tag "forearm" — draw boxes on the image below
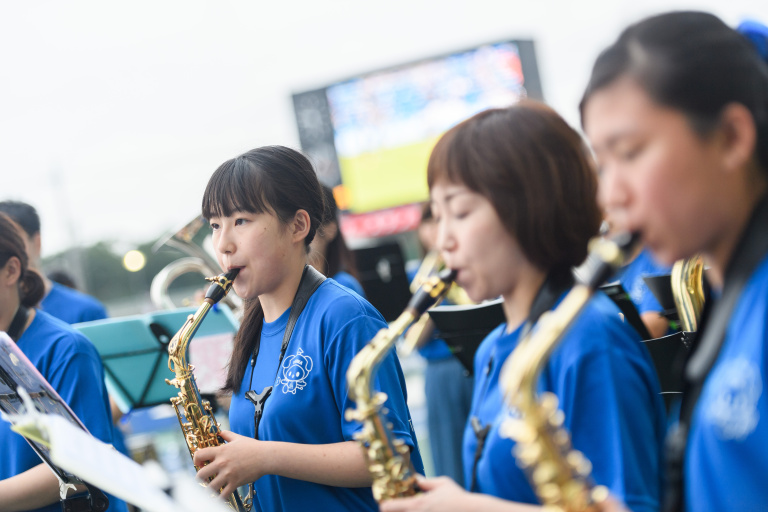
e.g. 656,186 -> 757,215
641,312 -> 669,338
0,463 -> 61,512
262,440 -> 374,487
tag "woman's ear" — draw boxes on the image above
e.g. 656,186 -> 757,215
718,103 -> 757,174
291,209 -> 312,243
1,256 -> 22,287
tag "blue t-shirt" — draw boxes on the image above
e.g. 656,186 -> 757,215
332,270 -> 367,298
463,292 -> 666,512
229,278 -> 423,512
685,253 -> 768,511
41,282 -> 108,324
613,248 -> 671,315
0,310 -> 127,512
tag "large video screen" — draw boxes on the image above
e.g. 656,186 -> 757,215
293,40 -> 542,225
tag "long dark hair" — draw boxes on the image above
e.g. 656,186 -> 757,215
202,146 -> 325,393
316,185 -> 360,281
580,11 -> 768,173
428,101 -> 601,277
0,213 -> 45,308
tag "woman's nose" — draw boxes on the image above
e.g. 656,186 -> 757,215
215,227 -> 235,255
435,218 -> 455,254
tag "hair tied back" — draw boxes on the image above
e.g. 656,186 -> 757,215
738,19 -> 768,63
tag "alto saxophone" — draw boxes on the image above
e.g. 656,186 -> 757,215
345,268 -> 456,502
165,269 -> 249,512
499,233 -> 639,512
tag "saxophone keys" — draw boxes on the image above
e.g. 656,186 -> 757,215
513,442 -> 542,468
590,485 -> 610,505
566,450 -> 592,476
532,460 -> 559,486
552,428 -> 570,447
500,417 -> 537,443
537,482 -> 562,506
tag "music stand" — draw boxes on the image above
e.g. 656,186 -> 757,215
427,298 -> 505,375
74,305 -> 239,413
0,332 -> 109,512
642,274 -> 680,323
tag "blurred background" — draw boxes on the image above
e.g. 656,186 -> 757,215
1,0 -> 764,491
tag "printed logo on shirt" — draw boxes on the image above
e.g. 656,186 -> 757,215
279,348 -> 313,394
704,358 -> 762,441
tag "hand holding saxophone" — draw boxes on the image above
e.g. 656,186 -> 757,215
194,430 -> 262,500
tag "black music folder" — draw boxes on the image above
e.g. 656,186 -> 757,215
427,298 -> 505,375
642,273 -> 680,322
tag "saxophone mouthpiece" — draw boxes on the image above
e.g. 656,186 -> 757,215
204,269 -> 240,304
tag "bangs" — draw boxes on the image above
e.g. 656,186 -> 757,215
201,157 -> 272,220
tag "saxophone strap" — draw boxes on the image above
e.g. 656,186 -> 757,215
665,194 -> 768,512
246,264 -> 326,434
7,305 -> 29,342
469,271 -> 574,493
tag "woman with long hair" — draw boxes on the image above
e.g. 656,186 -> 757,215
191,146 -> 422,511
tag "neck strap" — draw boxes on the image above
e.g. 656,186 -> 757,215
7,305 -> 29,342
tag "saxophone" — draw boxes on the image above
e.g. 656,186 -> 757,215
165,269 -> 249,512
401,251 -> 472,354
345,268 -> 456,502
499,233 -> 639,512
670,255 -> 705,333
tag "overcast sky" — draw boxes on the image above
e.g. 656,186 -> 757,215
2,0 -> 764,257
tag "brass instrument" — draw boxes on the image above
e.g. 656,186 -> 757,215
499,233 -> 639,512
165,269 -> 249,512
402,251 -> 472,354
670,255 -> 705,332
151,215 -> 243,314
345,268 -> 456,502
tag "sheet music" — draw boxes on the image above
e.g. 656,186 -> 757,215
0,332 -> 229,512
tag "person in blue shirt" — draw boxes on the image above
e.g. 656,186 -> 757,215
0,213 -> 127,512
581,11 -> 768,512
191,146 -> 422,512
381,103 -> 666,512
0,201 -> 108,324
310,184 -> 367,298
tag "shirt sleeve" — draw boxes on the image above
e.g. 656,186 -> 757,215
324,313 -> 416,448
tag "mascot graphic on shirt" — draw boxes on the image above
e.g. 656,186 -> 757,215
280,348 -> 313,394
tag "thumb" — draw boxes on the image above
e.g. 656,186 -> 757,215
415,476 -> 453,491
218,429 -> 237,442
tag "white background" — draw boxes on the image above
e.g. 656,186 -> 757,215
1,0 -> 765,256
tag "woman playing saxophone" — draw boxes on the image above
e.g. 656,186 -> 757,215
381,102 -> 666,512
190,146 -> 422,512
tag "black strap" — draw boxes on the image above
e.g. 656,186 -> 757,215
521,271 -> 575,339
664,195 -> 768,512
244,265 -> 324,503
246,265 -> 326,429
7,305 -> 29,342
468,416 -> 491,492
